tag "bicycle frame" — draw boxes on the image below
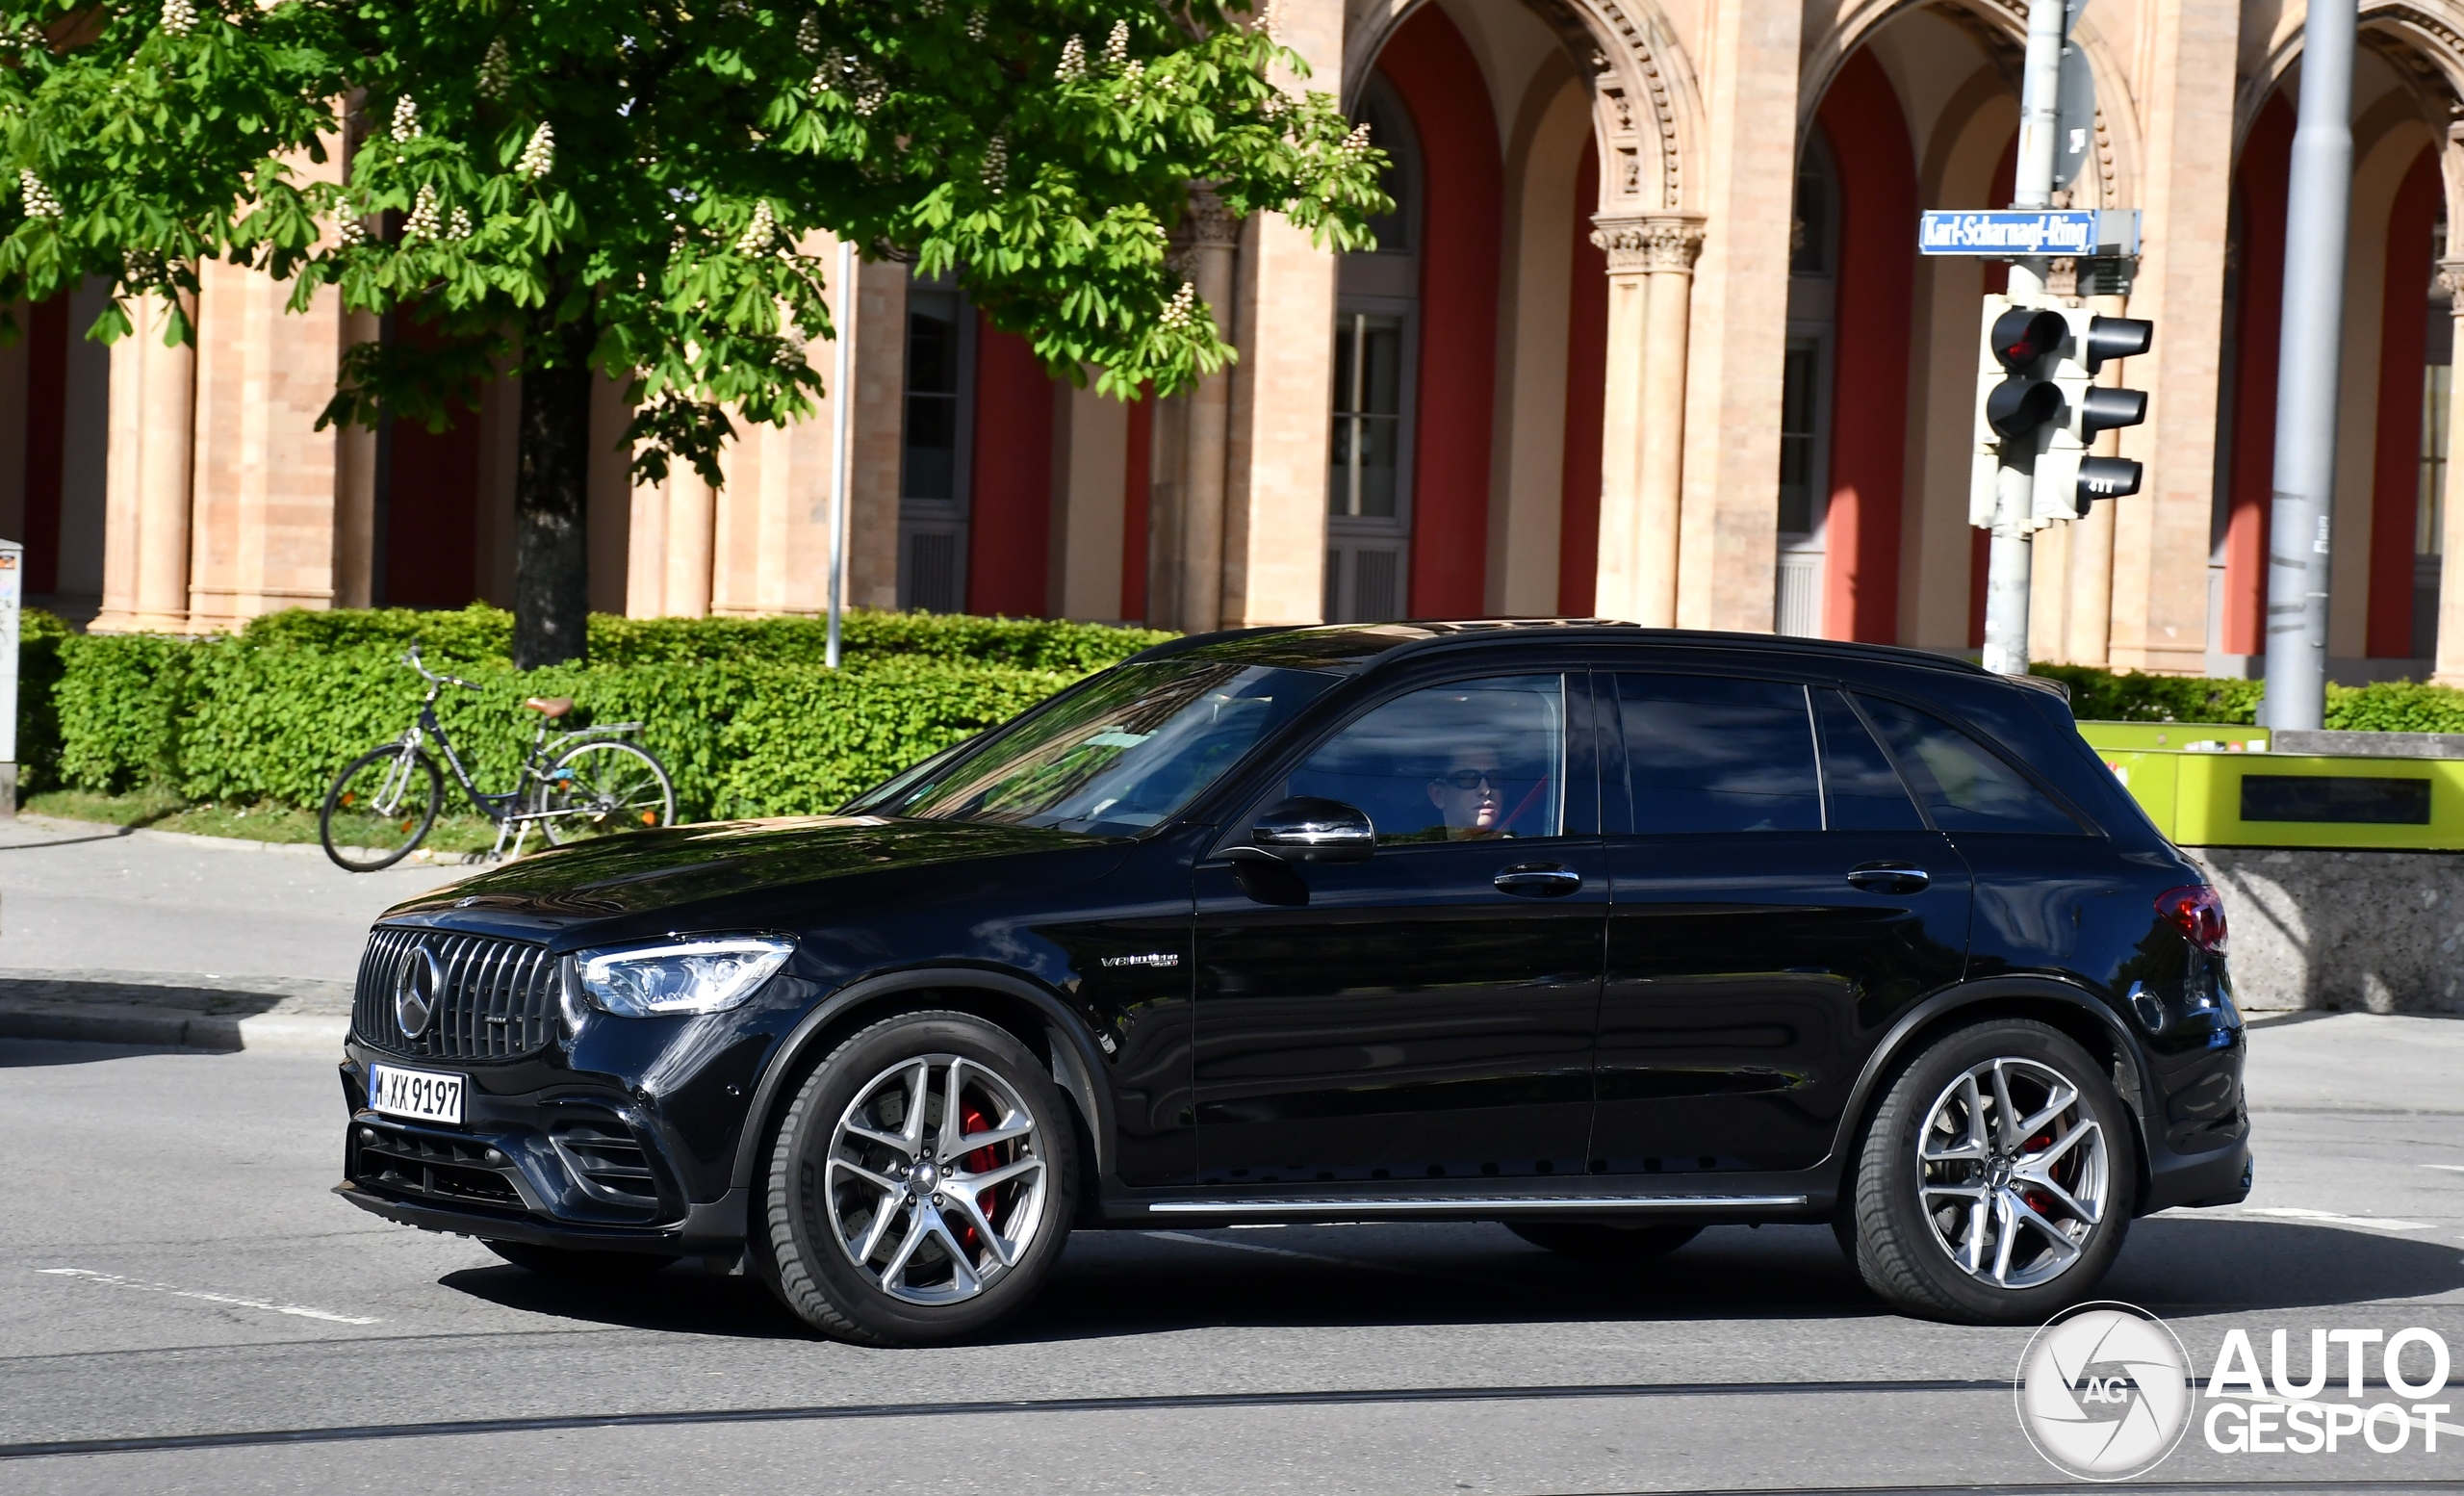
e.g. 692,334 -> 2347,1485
394,666 -> 652,861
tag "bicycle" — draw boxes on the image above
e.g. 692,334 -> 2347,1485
319,646 -> 678,872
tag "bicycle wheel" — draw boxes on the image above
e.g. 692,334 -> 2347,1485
321,745 -> 445,872
534,739 -> 677,846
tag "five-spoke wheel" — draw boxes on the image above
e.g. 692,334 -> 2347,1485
759,1010 -> 1076,1345
1839,1019 -> 2133,1324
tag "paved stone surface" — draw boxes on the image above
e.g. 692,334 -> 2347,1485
0,813 -> 463,1050
0,1013 -> 2458,1493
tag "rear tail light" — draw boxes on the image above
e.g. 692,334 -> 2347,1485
2157,885 -> 2227,955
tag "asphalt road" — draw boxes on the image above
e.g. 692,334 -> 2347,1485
3,1012 -> 2461,1495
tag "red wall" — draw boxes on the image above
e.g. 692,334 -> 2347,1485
1558,135 -> 1607,617
2368,147 -> 2440,658
966,316 -> 1056,617
2222,95 -> 2296,658
21,296 -> 66,595
1816,54 -> 1916,643
383,410 -> 480,606
1122,389 -> 1152,621
1377,7 -> 1502,619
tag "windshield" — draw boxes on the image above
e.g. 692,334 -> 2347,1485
866,661 -> 1340,836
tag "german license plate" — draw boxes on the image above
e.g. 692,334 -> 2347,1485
369,1064 -> 466,1125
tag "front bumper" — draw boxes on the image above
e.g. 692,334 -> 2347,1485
333,1178 -> 749,1257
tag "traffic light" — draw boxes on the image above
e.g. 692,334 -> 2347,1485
1969,293 -> 2153,529
2032,310 -> 2152,519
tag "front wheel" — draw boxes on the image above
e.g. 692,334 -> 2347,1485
321,745 -> 444,872
534,739 -> 676,846
759,1010 -> 1078,1346
1839,1019 -> 2134,1325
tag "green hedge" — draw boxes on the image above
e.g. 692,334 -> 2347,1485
2035,662 -> 2464,733
46,606 -> 1166,819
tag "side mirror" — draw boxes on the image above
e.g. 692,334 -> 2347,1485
1251,796 -> 1374,864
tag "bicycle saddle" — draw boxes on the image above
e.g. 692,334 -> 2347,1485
524,696 -> 575,718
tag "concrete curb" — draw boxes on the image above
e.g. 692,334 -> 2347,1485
0,1000 -> 347,1052
13,812 -> 491,864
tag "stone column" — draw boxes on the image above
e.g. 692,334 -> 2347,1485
92,293 -> 197,633
1592,215 -> 1704,626
2104,1 -> 2235,674
1163,191 -> 1242,635
2433,259 -> 2464,685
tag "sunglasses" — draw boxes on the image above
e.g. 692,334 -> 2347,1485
1436,769 -> 1502,790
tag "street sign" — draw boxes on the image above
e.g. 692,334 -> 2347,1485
2053,42 -> 2095,189
1917,208 -> 2139,257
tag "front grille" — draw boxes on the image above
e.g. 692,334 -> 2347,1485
352,927 -> 560,1061
552,1122 -> 664,1211
353,1124 -> 527,1211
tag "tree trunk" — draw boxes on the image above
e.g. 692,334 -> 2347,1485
513,317 -> 596,669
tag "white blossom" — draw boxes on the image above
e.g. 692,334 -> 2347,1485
1337,121 -> 1372,163
965,7 -> 986,40
1158,280 -> 1196,331
795,13 -> 821,55
18,169 -> 59,219
332,213 -> 368,248
160,0 -> 197,38
1102,20 -> 1129,68
851,68 -> 886,116
1257,0 -> 1283,41
390,95 -> 421,142
1056,35 -> 1086,81
981,134 -> 1007,194
477,38 -> 512,98
448,205 -> 474,240
734,199 -> 777,254
121,245 -> 165,285
403,184 -> 442,243
516,121 -> 554,180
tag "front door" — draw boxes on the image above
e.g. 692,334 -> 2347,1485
1594,675 -> 1971,1176
1192,672 -> 1605,1187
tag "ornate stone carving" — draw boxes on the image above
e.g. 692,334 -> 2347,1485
2436,258 -> 2464,300
1176,186 -> 1242,252
1590,215 -> 1705,273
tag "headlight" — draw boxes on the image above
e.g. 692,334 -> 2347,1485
576,935 -> 796,1019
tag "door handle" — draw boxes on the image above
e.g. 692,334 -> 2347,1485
1846,862 -> 1930,893
1495,863 -> 1582,897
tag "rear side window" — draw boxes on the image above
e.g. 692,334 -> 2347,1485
1814,690 -> 1925,830
1618,675 -> 1822,834
1858,695 -> 2085,834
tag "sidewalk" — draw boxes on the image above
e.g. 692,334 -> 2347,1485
0,813 -> 465,1051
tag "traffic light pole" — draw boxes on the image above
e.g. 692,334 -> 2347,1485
1979,0 -> 2069,677
2261,0 -> 2357,730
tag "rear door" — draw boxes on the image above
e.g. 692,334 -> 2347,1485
1593,674 -> 1971,1176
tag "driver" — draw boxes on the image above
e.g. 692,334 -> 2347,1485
1426,748 -> 1508,839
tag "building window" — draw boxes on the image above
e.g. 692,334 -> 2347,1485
1331,312 -> 1405,520
898,284 -> 975,612
1327,76 -> 1421,625
2420,241 -> 2451,659
1776,131 -> 1840,638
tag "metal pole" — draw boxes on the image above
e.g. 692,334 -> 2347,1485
2262,0 -> 2356,730
1980,0 -> 2067,677
0,539 -> 19,815
826,238 -> 856,670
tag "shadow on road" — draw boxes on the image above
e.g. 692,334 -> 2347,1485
428,1213 -> 2464,1343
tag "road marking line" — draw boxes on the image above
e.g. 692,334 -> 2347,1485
36,1267 -> 381,1325
2424,1163 -> 2464,1173
2238,1206 -> 2432,1231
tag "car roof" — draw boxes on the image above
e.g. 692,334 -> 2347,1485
1124,619 -> 2046,691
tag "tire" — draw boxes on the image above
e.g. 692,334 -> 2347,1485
1839,1019 -> 2135,1325
321,745 -> 444,872
1505,1222 -> 1703,1260
758,1010 -> 1077,1346
535,739 -> 676,846
484,1241 -> 680,1277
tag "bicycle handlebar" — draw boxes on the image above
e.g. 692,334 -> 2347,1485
403,645 -> 480,692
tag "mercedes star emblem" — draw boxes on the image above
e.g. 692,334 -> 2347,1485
395,946 -> 444,1039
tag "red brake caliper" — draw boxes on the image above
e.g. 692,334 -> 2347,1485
2021,1129 -> 2058,1218
953,1101 -> 1000,1253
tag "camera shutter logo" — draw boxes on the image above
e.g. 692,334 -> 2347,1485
2015,1302 -> 2193,1481
395,947 -> 445,1040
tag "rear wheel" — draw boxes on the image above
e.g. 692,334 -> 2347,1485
320,745 -> 443,872
1506,1221 -> 1703,1260
1839,1019 -> 2133,1325
759,1010 -> 1076,1346
535,739 -> 676,846
484,1241 -> 680,1277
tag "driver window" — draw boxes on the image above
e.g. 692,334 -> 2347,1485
1285,675 -> 1565,844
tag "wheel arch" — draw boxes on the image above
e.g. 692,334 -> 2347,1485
728,967 -> 1116,1206
1824,977 -> 2156,1216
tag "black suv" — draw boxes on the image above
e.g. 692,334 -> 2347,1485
336,623 -> 2249,1343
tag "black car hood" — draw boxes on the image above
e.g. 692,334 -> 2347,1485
379,816 -> 1118,932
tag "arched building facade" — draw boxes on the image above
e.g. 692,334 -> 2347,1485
11,0 -> 2464,687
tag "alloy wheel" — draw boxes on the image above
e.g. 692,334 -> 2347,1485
824,1054 -> 1047,1305
1915,1055 -> 2108,1290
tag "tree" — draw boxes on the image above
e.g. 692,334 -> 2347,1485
0,0 -> 1385,664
